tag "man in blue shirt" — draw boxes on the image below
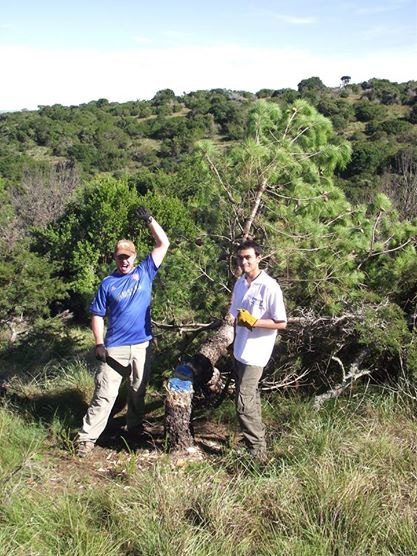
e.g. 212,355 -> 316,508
77,207 -> 169,457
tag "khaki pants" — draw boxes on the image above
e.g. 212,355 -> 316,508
234,360 -> 266,454
78,342 -> 151,443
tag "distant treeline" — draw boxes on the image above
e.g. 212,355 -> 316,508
0,76 -> 416,206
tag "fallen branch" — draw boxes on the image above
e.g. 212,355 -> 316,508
313,348 -> 372,409
261,367 -> 311,391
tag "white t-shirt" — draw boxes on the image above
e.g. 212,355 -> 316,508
229,270 -> 287,367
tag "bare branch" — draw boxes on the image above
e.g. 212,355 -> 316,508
182,252 -> 231,293
369,239 -> 413,257
314,348 -> 372,409
204,152 -> 238,205
282,107 -> 298,140
290,126 -> 311,145
370,210 -> 383,253
242,176 -> 268,239
10,162 -> 79,232
261,368 -> 311,391
152,319 -> 222,333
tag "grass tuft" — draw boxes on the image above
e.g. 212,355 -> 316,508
2,358 -> 417,554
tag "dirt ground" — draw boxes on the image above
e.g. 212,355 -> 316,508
34,403 -> 233,494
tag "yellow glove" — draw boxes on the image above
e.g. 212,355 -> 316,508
237,308 -> 257,330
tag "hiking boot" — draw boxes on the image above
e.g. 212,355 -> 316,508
126,424 -> 145,436
76,441 -> 95,458
127,422 -> 153,437
250,450 -> 273,465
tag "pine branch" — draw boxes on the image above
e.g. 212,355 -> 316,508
204,152 -> 238,205
282,107 -> 299,140
242,176 -> 268,239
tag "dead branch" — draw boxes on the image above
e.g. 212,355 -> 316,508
204,152 -> 238,205
381,151 -> 417,220
182,253 -> 232,293
282,107 -> 298,140
369,239 -> 414,257
261,367 -> 311,391
10,162 -> 79,232
152,319 -> 222,332
242,176 -> 268,239
313,348 -> 372,409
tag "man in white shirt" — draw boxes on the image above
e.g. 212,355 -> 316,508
229,240 -> 287,459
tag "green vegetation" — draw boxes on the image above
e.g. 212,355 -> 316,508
1,78 -> 417,387
2,359 -> 417,555
1,77 -> 417,381
1,76 -> 417,554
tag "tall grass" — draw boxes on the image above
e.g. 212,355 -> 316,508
1,358 -> 417,555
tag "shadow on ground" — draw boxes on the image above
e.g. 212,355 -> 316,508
1,377 -> 230,458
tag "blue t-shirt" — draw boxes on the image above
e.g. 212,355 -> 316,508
90,255 -> 159,348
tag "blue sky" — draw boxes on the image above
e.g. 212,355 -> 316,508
1,0 -> 416,110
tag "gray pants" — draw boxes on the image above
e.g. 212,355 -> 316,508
234,360 -> 266,454
78,342 -> 151,443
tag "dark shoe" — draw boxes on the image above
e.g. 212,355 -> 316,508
125,425 -> 152,443
126,425 -> 145,437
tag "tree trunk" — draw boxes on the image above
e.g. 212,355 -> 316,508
164,383 -> 194,452
164,313 -> 235,453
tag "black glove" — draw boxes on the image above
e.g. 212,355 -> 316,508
95,344 -> 107,362
136,206 -> 153,224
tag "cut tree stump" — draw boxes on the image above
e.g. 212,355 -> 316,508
164,313 -> 235,453
164,376 -> 194,452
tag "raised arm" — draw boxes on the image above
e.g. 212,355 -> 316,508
136,206 -> 170,268
148,218 -> 170,267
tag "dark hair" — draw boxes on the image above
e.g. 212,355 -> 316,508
237,240 -> 263,257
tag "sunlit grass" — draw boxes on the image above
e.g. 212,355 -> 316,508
1,358 -> 417,555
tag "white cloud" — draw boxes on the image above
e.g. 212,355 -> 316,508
356,6 -> 392,15
252,10 -> 317,25
361,23 -> 412,40
0,43 -> 416,111
356,0 -> 410,14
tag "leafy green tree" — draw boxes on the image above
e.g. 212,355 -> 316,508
152,89 -> 177,106
32,174 -> 207,323
354,100 -> 387,122
194,100 -> 416,316
347,140 -> 394,177
0,240 -> 68,341
366,118 -> 413,137
298,76 -> 326,95
256,89 -> 274,98
187,99 -> 417,388
194,100 -> 351,309
408,104 -> 417,124
272,88 -> 300,105
363,79 -> 402,105
34,175 -> 139,295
